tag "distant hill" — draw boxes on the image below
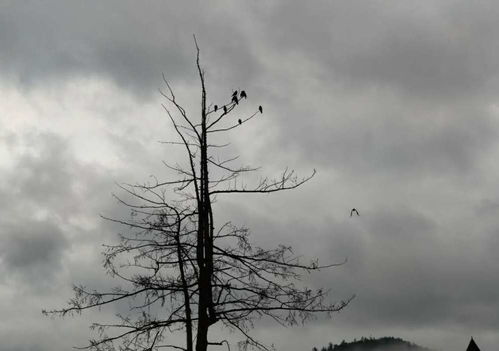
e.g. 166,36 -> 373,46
313,337 -> 433,351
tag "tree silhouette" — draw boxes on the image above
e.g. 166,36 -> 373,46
44,37 -> 352,351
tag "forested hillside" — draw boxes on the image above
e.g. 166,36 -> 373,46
313,337 -> 432,351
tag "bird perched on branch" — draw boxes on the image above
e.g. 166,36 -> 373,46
214,105 -> 218,112
223,106 -> 227,113
350,208 -> 360,217
232,95 -> 239,105
240,90 -> 247,99
258,105 -> 263,113
232,90 -> 238,98
238,119 -> 242,125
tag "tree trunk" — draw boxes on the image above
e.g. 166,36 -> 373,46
196,66 -> 215,351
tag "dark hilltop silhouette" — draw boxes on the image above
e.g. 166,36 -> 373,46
313,337 -> 432,351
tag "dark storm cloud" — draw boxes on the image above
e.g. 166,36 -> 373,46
246,1 -> 499,179
3,1 -> 499,102
0,1 -> 185,93
258,87 -> 499,180
329,104 -> 495,177
260,1 -> 499,101
0,220 -> 67,282
0,0 -> 259,97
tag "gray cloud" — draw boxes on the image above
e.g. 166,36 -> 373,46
220,192 -> 499,350
0,220 -> 67,282
1,1 -> 499,351
0,129 -> 138,350
0,1 -> 261,98
0,2 -> 187,94
273,99 -> 499,179
259,1 -> 499,101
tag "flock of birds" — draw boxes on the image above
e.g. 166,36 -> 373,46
214,90 -> 263,126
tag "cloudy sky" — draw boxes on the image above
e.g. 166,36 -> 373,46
1,1 -> 499,350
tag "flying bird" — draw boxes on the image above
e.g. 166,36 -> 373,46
238,119 -> 242,125
350,208 -> 360,217
258,105 -> 263,113
232,95 -> 239,105
240,90 -> 247,99
223,106 -> 227,113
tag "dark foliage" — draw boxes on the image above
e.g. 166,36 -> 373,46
313,337 -> 432,351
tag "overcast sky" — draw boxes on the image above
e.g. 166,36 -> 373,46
1,1 -> 499,351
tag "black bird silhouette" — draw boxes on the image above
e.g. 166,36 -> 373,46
223,106 -> 227,113
232,95 -> 239,105
214,105 -> 218,112
232,90 -> 238,97
238,119 -> 242,125
240,90 -> 247,99
350,208 -> 360,217
258,105 -> 263,113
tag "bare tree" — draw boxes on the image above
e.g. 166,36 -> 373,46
44,38 -> 352,351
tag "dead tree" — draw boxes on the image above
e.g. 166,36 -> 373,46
44,38 -> 352,351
